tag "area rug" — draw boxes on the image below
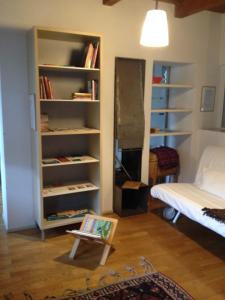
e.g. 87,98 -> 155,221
3,258 -> 194,300
54,272 -> 194,300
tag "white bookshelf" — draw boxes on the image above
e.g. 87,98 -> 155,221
150,61 -> 195,182
28,27 -> 102,238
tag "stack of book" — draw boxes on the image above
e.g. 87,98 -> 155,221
87,80 -> 98,100
72,80 -> 98,101
39,76 -> 54,99
47,208 -> 90,221
72,92 -> 92,100
83,42 -> 99,69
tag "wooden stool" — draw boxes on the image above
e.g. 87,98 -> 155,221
149,152 -> 179,185
67,214 -> 118,266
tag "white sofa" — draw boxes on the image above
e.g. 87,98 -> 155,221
151,146 -> 225,238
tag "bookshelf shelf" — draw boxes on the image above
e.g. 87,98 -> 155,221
150,130 -> 192,137
151,108 -> 192,113
41,128 -> 100,136
28,27 -> 102,237
42,156 -> 99,167
43,217 -> 85,229
39,64 -> 100,72
40,99 -> 100,103
42,182 -> 99,198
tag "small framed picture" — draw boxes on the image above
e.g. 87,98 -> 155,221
200,86 -> 216,112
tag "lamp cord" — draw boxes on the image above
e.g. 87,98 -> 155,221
155,0 -> 158,9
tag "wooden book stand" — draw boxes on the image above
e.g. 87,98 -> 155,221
67,214 -> 118,266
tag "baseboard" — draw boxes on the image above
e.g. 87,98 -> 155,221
7,224 -> 36,232
102,210 -> 114,215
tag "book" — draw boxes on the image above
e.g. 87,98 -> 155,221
40,76 -> 47,99
84,43 -> 94,68
87,80 -> 98,100
74,92 -> 92,97
57,156 -> 71,162
43,76 -> 50,99
48,79 -> 54,99
67,230 -> 101,239
47,209 -> 89,221
92,80 -> 96,100
42,158 -> 60,165
91,42 -> 99,68
39,77 -> 43,98
72,92 -> 92,100
39,76 -> 53,99
82,215 -> 112,240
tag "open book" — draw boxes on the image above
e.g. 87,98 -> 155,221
67,214 -> 114,241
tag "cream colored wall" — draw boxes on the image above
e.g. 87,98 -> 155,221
0,0 -> 221,229
216,15 -> 225,127
219,15 -> 225,65
197,129 -> 225,163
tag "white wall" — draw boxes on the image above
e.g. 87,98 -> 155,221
0,0 -> 221,230
216,15 -> 225,127
197,129 -> 225,163
0,70 -> 8,229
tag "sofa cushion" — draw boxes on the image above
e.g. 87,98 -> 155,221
200,168 -> 225,201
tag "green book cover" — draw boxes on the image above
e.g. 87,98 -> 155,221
92,220 -> 112,240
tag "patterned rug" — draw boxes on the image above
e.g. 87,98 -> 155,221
55,272 -> 194,300
3,258 -> 194,300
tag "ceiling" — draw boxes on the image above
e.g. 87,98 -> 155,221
103,0 -> 225,18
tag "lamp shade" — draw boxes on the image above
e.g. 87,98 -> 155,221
140,9 -> 169,47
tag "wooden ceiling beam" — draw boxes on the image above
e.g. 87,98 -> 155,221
209,4 -> 225,13
159,0 -> 181,5
174,0 -> 225,17
103,0 -> 121,6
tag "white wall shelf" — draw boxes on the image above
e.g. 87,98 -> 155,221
151,108 -> 192,113
150,61 -> 195,182
152,83 -> 193,89
150,130 -> 192,137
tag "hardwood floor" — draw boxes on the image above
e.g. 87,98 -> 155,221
0,200 -> 225,300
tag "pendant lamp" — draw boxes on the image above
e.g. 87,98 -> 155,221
140,0 -> 169,47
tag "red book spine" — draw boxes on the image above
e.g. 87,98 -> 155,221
39,77 -> 43,99
43,76 -> 51,99
91,42 -> 99,68
48,79 -> 54,99
40,76 -> 47,99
